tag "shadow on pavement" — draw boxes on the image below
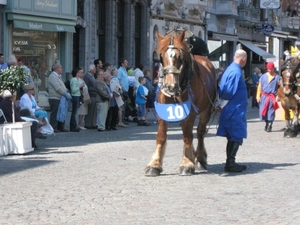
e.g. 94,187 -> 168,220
158,162 -> 299,177
0,158 -> 57,177
206,162 -> 299,176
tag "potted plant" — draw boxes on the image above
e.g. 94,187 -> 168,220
0,65 -> 29,123
0,65 -> 33,155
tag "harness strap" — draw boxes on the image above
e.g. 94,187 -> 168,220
188,84 -> 199,114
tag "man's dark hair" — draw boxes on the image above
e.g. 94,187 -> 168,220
119,58 -> 126,66
94,59 -> 101,67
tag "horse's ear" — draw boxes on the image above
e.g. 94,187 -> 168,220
156,32 -> 164,42
176,31 -> 186,42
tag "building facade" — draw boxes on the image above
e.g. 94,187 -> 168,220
74,0 -> 151,71
149,0 -> 207,78
0,0 -> 77,107
1,0 -> 300,107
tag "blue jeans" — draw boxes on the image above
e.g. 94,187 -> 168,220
70,96 -> 80,130
137,104 -> 146,117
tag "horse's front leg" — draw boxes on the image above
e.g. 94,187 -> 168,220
284,109 -> 291,128
179,112 -> 197,176
145,118 -> 168,176
292,107 -> 299,127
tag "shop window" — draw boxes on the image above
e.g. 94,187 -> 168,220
12,29 -> 59,93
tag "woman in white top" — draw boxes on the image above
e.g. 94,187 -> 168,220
19,84 -> 48,126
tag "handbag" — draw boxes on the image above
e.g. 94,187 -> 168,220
83,90 -> 91,105
39,118 -> 54,135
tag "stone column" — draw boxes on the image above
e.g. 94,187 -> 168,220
140,3 -> 150,69
82,0 -> 98,70
123,1 -> 134,65
105,0 -> 116,66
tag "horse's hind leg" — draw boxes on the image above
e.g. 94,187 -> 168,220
145,119 -> 168,176
179,112 -> 197,176
195,107 -> 212,170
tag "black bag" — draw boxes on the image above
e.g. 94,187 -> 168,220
65,80 -> 71,91
100,95 -> 109,101
79,94 -> 84,107
122,92 -> 129,100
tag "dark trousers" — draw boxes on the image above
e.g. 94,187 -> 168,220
49,99 -> 60,129
31,121 -> 39,142
70,96 -> 79,130
106,105 -> 118,129
251,86 -> 259,108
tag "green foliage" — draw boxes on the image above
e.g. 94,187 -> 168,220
0,66 -> 29,95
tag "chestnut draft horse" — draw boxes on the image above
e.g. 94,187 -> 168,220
278,56 -> 300,135
145,31 -> 217,176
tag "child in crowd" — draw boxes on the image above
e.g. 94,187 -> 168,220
136,77 -> 150,126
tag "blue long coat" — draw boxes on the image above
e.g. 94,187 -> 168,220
217,62 -> 248,144
258,73 -> 280,121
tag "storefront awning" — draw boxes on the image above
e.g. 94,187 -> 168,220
208,42 -> 230,61
238,40 -> 276,59
8,14 -> 76,33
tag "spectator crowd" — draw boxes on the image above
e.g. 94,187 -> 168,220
0,54 -> 158,150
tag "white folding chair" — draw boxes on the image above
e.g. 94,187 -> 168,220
0,109 -> 8,124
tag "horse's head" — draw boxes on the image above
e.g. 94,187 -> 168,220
281,58 -> 299,96
156,31 -> 190,97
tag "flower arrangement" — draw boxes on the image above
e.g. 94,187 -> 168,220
0,66 -> 29,95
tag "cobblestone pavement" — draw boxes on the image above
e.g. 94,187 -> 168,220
1,102 -> 300,224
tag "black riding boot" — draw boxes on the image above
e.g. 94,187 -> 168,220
264,120 -> 269,131
224,141 -> 247,172
267,121 -> 273,132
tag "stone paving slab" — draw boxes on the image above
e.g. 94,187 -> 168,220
0,102 -> 300,224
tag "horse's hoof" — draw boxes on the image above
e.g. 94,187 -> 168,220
145,167 -> 161,176
199,160 -> 207,170
179,167 -> 195,176
284,128 -> 298,138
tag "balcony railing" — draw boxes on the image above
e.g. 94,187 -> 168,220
237,3 -> 260,24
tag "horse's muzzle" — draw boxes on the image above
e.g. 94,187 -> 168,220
284,88 -> 292,96
162,83 -> 181,97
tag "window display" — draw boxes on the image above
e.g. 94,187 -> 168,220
12,29 -> 59,106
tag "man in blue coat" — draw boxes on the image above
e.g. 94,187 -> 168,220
217,49 -> 248,172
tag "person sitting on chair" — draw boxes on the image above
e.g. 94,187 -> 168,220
0,90 -> 39,149
19,84 -> 48,127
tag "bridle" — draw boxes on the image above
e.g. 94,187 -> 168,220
158,36 -> 188,97
282,59 -> 300,99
